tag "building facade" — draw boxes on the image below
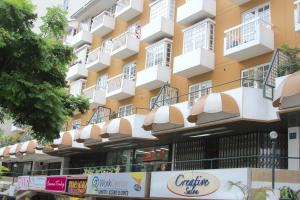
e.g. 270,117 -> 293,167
1,0 -> 300,199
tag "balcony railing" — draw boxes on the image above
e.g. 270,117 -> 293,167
112,31 -> 138,52
86,47 -> 106,65
116,0 -> 130,14
107,74 -> 126,94
91,11 -> 112,31
224,17 -> 271,51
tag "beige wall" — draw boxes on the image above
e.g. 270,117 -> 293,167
68,0 -> 300,130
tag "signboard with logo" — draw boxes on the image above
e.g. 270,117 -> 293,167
29,176 -> 46,191
66,176 -> 87,195
17,176 -> 30,190
150,168 -> 249,199
86,172 -> 149,198
45,176 -> 67,193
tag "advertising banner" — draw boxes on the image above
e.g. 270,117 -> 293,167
17,176 -> 30,190
29,176 -> 46,191
150,168 -> 249,199
86,172 -> 149,198
66,176 -> 87,195
45,176 -> 67,193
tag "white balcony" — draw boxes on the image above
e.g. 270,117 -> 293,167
70,30 -> 93,48
115,0 -> 143,21
66,63 -> 88,81
69,79 -> 86,97
295,1 -> 300,32
136,66 -> 171,90
224,17 -> 274,61
90,11 -> 115,36
106,74 -> 135,100
141,17 -> 174,43
83,85 -> 106,108
176,0 -> 216,26
85,47 -> 111,72
111,32 -> 140,59
174,48 -> 214,78
231,0 -> 251,5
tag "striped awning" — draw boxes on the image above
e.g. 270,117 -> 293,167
9,143 -> 21,156
273,71 -> 300,109
75,123 -> 103,143
100,118 -> 132,139
19,140 -> 37,155
142,106 -> 184,132
187,93 -> 240,124
0,146 -> 10,159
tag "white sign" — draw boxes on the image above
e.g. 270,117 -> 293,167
150,168 -> 249,199
17,176 -> 30,190
87,172 -> 148,198
29,176 -> 46,191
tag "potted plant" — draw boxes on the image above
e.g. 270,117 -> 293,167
279,186 -> 300,200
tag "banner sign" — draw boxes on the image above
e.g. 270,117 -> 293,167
45,176 -> 67,193
29,176 -> 46,191
86,172 -> 149,198
150,169 -> 249,199
17,176 -> 30,190
67,176 -> 87,195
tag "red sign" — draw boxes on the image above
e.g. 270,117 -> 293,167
45,176 -> 67,193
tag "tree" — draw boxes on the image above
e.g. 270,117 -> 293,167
0,0 -> 89,142
279,44 -> 300,76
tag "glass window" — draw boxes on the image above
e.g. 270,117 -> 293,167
71,119 -> 81,130
69,80 -> 85,96
128,21 -> 141,39
146,39 -> 172,69
101,38 -> 113,54
134,145 -> 170,172
241,63 -> 270,89
79,17 -> 91,32
123,62 -> 136,80
150,0 -> 175,22
242,3 -> 271,23
96,74 -> 108,90
106,150 -> 133,172
183,20 -> 215,53
189,81 -> 212,106
118,104 -> 133,117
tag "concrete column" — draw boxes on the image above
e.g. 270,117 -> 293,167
288,127 -> 300,170
60,157 -> 70,175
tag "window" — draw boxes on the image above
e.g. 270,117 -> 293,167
79,17 -> 91,32
90,107 -> 110,124
146,39 -> 172,69
241,63 -> 270,88
69,80 -> 86,96
123,62 -> 136,80
149,96 -> 158,109
96,74 -> 108,90
150,0 -> 175,22
63,0 -> 69,11
118,104 -> 133,117
128,21 -> 141,39
74,46 -> 89,65
101,38 -> 113,54
72,119 -> 81,130
183,20 -> 215,53
242,3 -> 271,23
189,81 -> 212,106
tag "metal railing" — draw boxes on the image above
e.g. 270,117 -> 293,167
112,30 -> 140,52
107,73 -> 135,94
87,106 -> 111,125
116,0 -> 131,14
86,47 -> 107,65
6,155 -> 299,177
224,17 -> 271,51
91,10 -> 112,31
150,84 -> 179,110
82,85 -> 98,100
263,48 -> 296,100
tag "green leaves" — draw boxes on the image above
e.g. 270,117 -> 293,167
0,0 -> 90,142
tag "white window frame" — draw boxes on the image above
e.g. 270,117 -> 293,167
241,63 -> 270,89
118,104 -> 133,117
188,81 -> 212,106
149,0 -> 175,22
101,38 -> 113,54
242,2 -> 271,24
69,79 -> 86,97
96,74 -> 108,90
145,39 -> 172,69
183,19 -> 215,54
123,62 -> 136,80
72,119 -> 81,130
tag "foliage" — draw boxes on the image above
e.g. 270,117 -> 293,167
280,186 -> 300,200
0,0 -> 89,142
228,181 -> 249,200
0,165 -> 9,179
0,134 -> 21,146
279,44 -> 300,76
